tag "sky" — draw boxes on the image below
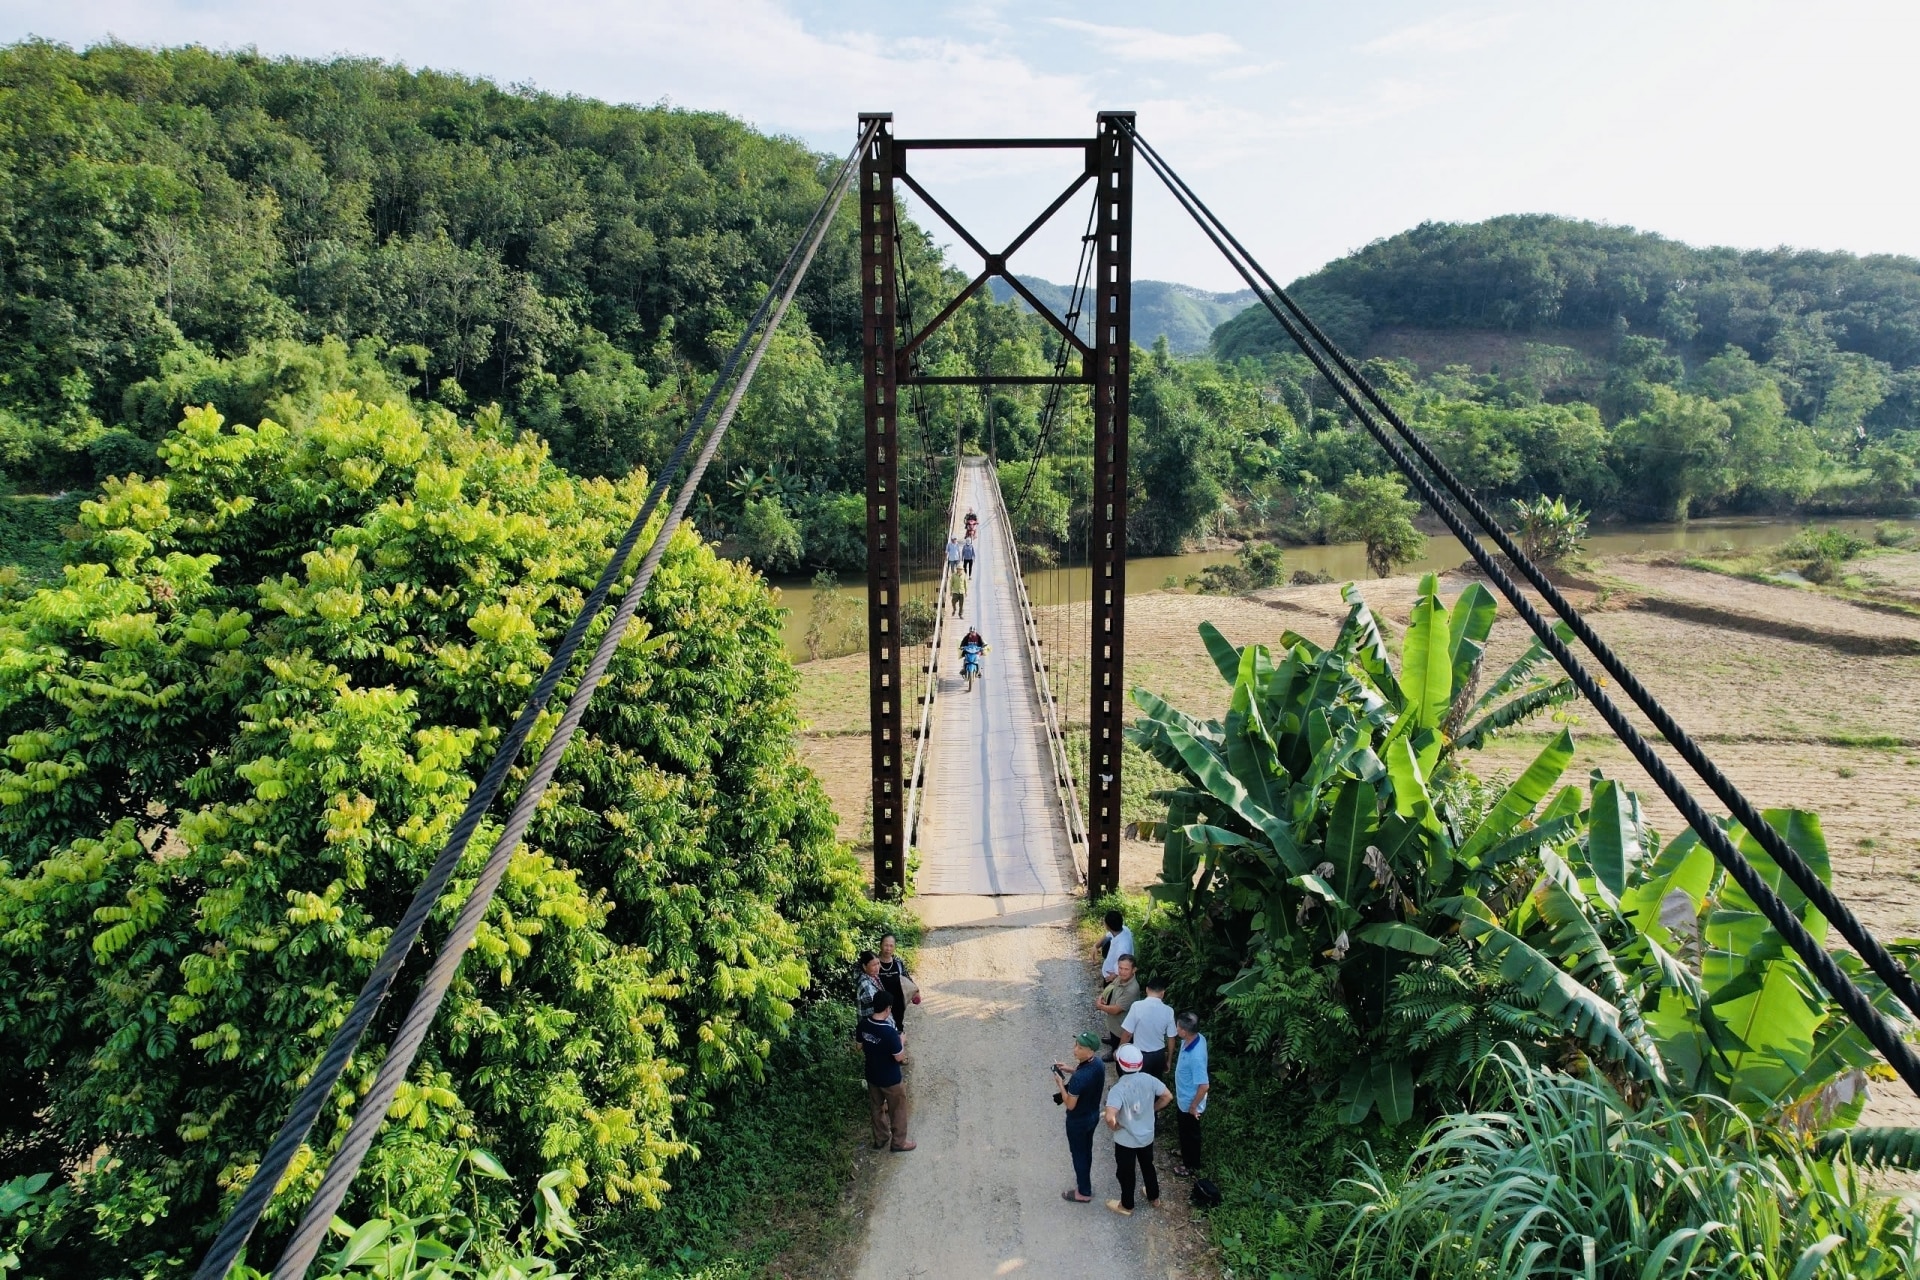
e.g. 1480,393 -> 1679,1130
4,0 -> 1917,291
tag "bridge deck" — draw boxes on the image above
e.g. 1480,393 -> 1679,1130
913,459 -> 1077,896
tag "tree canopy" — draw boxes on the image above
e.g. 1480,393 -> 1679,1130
0,392 -> 879,1272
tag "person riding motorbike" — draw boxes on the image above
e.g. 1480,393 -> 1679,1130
959,628 -> 988,689
964,509 -> 979,538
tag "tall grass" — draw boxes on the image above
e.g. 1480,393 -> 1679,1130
1335,1050 -> 1920,1279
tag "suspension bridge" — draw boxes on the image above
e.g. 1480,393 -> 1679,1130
192,111 -> 1920,1277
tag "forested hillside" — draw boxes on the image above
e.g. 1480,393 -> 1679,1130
0,39 -> 871,492
1210,216 -> 1920,521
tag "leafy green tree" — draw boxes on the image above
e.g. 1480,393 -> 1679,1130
736,494 -> 804,573
1322,473 -> 1426,577
0,395 -> 875,1273
1612,385 -> 1737,521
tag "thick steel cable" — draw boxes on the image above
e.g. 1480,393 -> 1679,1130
1126,126 -> 1920,1030
197,125 -> 873,1280
1128,130 -> 1920,1097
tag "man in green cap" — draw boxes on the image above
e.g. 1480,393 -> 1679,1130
1052,1031 -> 1106,1203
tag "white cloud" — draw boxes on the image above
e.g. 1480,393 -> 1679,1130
1359,10 -> 1520,56
1045,18 -> 1240,64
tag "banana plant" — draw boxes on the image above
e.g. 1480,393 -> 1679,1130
1128,575 -> 1589,1122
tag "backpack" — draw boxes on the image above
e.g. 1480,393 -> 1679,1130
1191,1178 -> 1222,1209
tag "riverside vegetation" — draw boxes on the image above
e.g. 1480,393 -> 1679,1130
1114,577 -> 1920,1278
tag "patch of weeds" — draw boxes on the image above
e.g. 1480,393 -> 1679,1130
1838,766 -> 1858,778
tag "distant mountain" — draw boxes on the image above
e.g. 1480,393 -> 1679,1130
987,276 -> 1255,355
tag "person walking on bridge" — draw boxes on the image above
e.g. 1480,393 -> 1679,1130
950,572 -> 966,618
946,534 -> 962,578
961,535 -> 977,578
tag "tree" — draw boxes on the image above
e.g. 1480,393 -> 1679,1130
1613,385 -> 1737,521
1512,494 -> 1589,566
736,494 -> 804,573
0,394 -> 878,1273
1323,473 -> 1426,577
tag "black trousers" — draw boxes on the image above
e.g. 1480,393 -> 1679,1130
1176,1109 -> 1202,1170
1114,1141 -> 1159,1209
1140,1047 -> 1168,1078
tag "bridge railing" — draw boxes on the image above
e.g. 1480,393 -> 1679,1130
901,458 -> 964,855
983,457 -> 1088,881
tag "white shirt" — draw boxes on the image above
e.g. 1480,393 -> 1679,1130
1101,926 -> 1135,978
1123,995 -> 1177,1052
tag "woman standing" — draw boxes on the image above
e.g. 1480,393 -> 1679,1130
855,950 -> 884,1022
877,933 -> 918,1030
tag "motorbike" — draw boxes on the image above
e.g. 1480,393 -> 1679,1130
961,645 -> 984,691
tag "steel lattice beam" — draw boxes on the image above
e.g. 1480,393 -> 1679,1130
1087,113 -> 1134,897
860,114 -> 906,896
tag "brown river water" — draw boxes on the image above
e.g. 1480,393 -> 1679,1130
771,514 -> 1918,660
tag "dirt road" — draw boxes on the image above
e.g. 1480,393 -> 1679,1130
851,905 -> 1206,1280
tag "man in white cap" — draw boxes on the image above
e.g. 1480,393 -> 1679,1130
1101,1043 -> 1170,1215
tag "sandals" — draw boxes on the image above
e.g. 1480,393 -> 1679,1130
1061,1189 -> 1092,1203
890,1140 -> 917,1152
1105,1199 -> 1133,1216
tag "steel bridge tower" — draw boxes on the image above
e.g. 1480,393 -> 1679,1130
860,111 -> 1133,900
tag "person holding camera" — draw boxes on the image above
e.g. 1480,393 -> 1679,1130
1103,1043 -> 1171,1215
1053,1031 -> 1106,1203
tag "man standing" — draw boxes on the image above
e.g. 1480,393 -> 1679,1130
859,990 -> 915,1152
1099,910 -> 1134,982
1094,954 -> 1141,1062
1053,1031 -> 1106,1203
1172,1011 -> 1209,1177
1121,976 -> 1178,1078
946,534 -> 962,578
961,535 -> 977,578
1102,1044 -> 1171,1215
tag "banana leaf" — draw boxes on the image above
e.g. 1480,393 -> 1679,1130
1340,584 -> 1400,709
1465,917 -> 1662,1081
1337,1056 -> 1415,1127
1357,921 -> 1443,956
1198,619 -> 1241,684
1450,679 -> 1576,752
1158,719 -> 1306,875
1456,728 -> 1574,865
1394,576 -> 1454,738
1814,1127 -> 1920,1168
1446,581 -> 1497,697
1325,778 -> 1381,905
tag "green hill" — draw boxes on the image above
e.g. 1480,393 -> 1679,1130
990,275 -> 1253,353
1211,216 -> 1920,428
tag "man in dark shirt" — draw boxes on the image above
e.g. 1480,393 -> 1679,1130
859,991 -> 915,1152
1053,1031 -> 1106,1202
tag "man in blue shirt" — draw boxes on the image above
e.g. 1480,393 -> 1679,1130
859,990 -> 915,1152
1053,1031 -> 1106,1203
1173,1011 -> 1210,1177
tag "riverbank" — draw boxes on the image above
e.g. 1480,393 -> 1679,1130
774,514 -> 1920,660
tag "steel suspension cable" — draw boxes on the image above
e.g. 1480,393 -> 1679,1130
1125,126 -> 1920,1096
197,122 -> 877,1279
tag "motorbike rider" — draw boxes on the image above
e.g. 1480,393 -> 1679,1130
959,627 -> 987,681
964,509 -> 979,538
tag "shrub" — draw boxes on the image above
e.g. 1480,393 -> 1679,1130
1289,568 -> 1335,586
1779,525 -> 1869,564
1191,541 -> 1285,595
735,494 -> 804,572
1337,1051 -> 1920,1279
1510,493 -> 1589,566
0,396 -> 878,1273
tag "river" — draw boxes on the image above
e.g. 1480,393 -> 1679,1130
772,514 -> 1917,660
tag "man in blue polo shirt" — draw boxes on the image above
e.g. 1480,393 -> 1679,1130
1053,1031 -> 1106,1203
859,990 -> 914,1152
1173,1010 -> 1209,1177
